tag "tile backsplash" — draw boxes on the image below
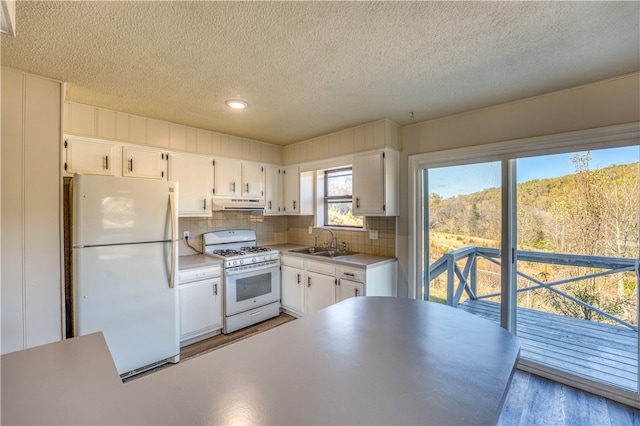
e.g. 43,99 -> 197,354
179,212 -> 288,255
286,216 -> 396,257
179,213 -> 396,257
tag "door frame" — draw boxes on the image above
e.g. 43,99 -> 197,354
408,122 -> 640,407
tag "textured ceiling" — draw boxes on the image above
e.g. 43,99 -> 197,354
2,1 -> 639,145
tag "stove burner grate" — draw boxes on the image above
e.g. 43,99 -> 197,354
211,249 -> 245,257
240,246 -> 271,253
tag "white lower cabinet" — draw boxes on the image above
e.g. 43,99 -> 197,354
280,254 -> 397,318
336,265 -> 365,303
179,270 -> 222,346
305,260 -> 336,315
280,256 -> 305,317
306,269 -> 336,315
336,278 -> 364,303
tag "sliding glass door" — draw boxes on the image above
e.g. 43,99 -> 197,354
515,147 -> 639,393
423,162 -> 503,320
412,125 -> 640,404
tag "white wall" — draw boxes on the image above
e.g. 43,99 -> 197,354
283,119 -> 401,165
1,68 -> 63,353
64,102 -> 283,165
396,73 -> 640,298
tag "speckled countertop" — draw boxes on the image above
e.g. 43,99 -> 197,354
1,298 -> 520,425
269,244 -> 396,268
178,254 -> 222,270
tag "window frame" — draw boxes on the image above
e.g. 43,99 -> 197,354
323,167 -> 363,229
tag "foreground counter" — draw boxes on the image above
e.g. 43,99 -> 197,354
2,297 -> 520,425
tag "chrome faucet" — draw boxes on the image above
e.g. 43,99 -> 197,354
315,228 -> 335,249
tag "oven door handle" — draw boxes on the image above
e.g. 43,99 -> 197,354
225,262 -> 280,276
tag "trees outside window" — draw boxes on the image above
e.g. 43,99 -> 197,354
324,168 -> 363,228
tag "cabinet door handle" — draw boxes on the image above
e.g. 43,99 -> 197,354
297,273 -> 301,284
128,158 -> 133,172
103,155 -> 109,170
356,197 -> 360,208
213,283 -> 218,295
307,276 -> 311,287
232,182 -> 236,193
268,200 -> 272,210
355,288 -> 359,297
293,200 -> 297,210
203,198 -> 207,210
245,183 -> 249,193
345,272 -> 355,277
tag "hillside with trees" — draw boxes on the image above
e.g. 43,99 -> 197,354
428,156 -> 639,325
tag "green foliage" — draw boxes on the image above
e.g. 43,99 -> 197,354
623,278 -> 637,298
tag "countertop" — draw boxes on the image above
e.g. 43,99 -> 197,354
1,297 -> 520,425
270,243 -> 397,268
178,254 -> 222,270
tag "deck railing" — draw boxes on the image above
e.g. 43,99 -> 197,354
427,246 -> 640,331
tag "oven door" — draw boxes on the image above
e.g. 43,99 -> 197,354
224,265 -> 281,316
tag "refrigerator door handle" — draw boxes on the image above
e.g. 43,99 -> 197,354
169,191 -> 177,288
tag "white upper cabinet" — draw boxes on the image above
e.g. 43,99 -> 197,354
122,146 -> 167,180
241,163 -> 264,198
168,152 -> 214,217
264,165 -> 283,215
283,166 -> 299,213
64,137 -> 120,177
283,166 -> 313,215
352,149 -> 398,216
213,158 -> 264,199
213,158 -> 242,197
64,137 -> 169,180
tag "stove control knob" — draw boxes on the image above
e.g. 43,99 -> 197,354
252,257 -> 257,263
232,260 -> 238,266
239,259 -> 244,265
265,255 -> 271,261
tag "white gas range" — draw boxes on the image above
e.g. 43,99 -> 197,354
203,230 -> 281,334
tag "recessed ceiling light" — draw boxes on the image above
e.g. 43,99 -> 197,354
225,99 -> 248,110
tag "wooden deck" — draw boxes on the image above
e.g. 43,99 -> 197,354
459,299 -> 639,392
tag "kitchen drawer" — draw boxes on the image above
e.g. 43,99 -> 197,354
337,266 -> 364,283
281,255 -> 304,269
306,260 -> 335,276
178,265 -> 221,284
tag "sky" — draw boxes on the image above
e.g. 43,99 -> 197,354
428,145 -> 640,199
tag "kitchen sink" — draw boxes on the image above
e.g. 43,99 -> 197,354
289,247 -> 325,254
312,250 -> 357,258
288,247 -> 357,257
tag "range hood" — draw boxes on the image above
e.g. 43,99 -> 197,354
211,197 -> 265,211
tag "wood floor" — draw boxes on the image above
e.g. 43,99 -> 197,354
499,371 -> 639,425
179,313 -> 639,425
180,313 -> 296,361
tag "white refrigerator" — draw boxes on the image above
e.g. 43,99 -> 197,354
72,174 -> 180,376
